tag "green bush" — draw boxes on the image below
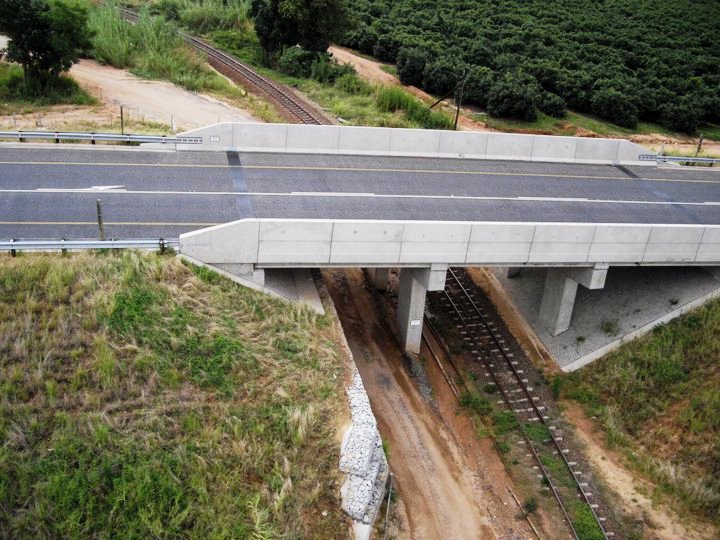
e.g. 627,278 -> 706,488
463,65 -> 494,108
487,72 -> 540,121
590,88 -> 638,128
422,57 -> 463,96
459,392 -> 492,416
659,98 -> 702,134
539,92 -> 567,118
396,47 -> 427,87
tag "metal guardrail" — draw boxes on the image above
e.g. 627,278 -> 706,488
0,131 -> 203,145
0,239 -> 179,254
640,154 -> 719,164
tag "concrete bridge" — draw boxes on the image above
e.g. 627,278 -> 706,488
173,123 -> 720,355
2,122 -> 719,355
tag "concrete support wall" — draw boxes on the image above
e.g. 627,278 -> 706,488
539,265 -> 608,335
180,219 -> 720,268
397,265 -> 448,354
369,268 -> 389,291
179,123 -> 649,165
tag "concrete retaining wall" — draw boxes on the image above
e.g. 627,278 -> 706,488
179,123 -> 648,165
180,219 -> 720,268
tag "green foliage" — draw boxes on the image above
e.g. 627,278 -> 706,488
492,410 -> 518,435
250,0 -> 351,55
522,497 -> 538,514
539,92 -> 567,118
463,66 -> 494,108
591,88 -> 638,129
89,3 -> 242,94
0,63 -> 95,109
343,0 -> 720,132
0,252 -> 345,538
422,57 -> 462,97
564,297 -> 720,520
396,47 -> 427,87
276,48 -> 354,83
568,500 -> 606,540
487,72 -> 541,121
375,85 -> 454,129
0,0 -> 93,91
459,392 -> 492,416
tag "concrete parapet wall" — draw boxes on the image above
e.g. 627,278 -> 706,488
179,123 -> 648,165
180,219 -> 720,268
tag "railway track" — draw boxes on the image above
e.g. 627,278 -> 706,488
432,267 -> 614,540
108,3 -> 330,125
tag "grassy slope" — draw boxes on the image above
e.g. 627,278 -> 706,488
0,252 -> 348,538
0,63 -> 97,115
561,298 -> 720,522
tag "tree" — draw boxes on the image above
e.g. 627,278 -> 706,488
422,57 -> 463,97
487,72 -> 541,121
590,88 -> 638,128
463,66 -> 494,108
396,47 -> 427,87
0,0 -> 92,91
250,0 -> 351,55
659,98 -> 702,135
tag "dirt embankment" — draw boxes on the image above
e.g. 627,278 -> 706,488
0,59 -> 257,132
323,268 -> 534,540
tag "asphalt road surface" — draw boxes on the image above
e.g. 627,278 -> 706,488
1,145 -> 719,239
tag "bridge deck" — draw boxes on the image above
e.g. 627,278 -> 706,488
1,145 -> 719,239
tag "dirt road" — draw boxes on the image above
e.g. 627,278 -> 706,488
70,60 -> 256,130
324,269 -> 533,540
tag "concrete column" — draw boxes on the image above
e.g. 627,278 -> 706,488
539,264 -> 609,336
506,267 -> 521,278
371,268 -> 390,291
539,270 -> 579,336
397,268 -> 427,354
397,264 -> 448,354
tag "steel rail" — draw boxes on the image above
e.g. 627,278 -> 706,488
640,154 -> 719,164
440,280 -> 580,540
111,4 -> 329,125
444,267 -> 611,539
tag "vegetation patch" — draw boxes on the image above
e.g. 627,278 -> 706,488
0,252 -> 347,537
563,297 -> 720,521
0,63 -> 96,114
344,0 -> 720,134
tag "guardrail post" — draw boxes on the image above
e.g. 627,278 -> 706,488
96,199 -> 105,241
159,238 -> 166,254
61,238 -> 67,256
10,239 -> 16,257
91,133 -> 96,145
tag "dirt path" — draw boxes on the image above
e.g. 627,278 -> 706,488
563,403 -> 717,540
0,58 -> 258,131
70,60 -> 256,129
324,268 -> 534,540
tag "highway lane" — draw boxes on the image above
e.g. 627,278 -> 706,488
1,145 -> 719,239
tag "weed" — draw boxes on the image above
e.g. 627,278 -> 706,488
459,391 -> 492,416
492,411 -> 518,435
523,497 -> 538,514
600,319 -> 620,336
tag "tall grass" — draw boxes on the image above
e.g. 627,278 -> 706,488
159,0 -> 252,33
563,298 -> 720,521
376,86 -> 455,130
0,252 -> 347,537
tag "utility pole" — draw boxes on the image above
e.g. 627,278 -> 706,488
120,105 -> 125,135
695,133 -> 704,157
454,71 -> 467,131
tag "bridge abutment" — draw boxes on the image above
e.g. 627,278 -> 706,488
539,264 -> 608,335
397,264 -> 448,354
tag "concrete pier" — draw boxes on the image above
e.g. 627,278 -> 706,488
539,265 -> 608,335
370,268 -> 390,291
397,265 -> 447,354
